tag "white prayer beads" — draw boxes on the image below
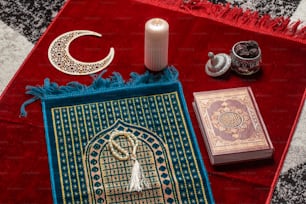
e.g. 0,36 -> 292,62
108,130 -> 150,192
108,131 -> 138,161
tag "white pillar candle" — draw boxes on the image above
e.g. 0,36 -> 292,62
144,18 -> 169,72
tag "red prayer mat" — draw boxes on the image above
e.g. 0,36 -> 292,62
0,0 -> 305,203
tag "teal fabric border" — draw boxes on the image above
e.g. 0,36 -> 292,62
176,82 -> 215,203
42,102 -> 59,204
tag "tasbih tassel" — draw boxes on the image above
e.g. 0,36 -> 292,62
108,130 -> 150,192
129,157 -> 150,192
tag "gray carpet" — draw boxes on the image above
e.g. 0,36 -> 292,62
223,0 -> 301,18
0,0 -> 305,203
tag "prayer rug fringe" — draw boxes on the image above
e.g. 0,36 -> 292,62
20,66 -> 179,117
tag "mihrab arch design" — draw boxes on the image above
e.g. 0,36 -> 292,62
83,120 -> 180,203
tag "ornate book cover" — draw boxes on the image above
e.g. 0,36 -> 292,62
193,87 -> 274,165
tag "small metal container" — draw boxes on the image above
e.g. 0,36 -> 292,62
231,41 -> 262,75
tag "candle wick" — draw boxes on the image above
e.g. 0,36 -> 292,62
152,20 -> 162,26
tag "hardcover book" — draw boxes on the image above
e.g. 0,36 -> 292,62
193,87 -> 274,165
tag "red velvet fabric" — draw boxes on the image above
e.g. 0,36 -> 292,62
136,0 -> 306,44
0,0 -> 305,203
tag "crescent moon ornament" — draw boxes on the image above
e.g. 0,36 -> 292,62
48,30 -> 115,75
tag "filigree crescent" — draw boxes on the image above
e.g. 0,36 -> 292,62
48,30 -> 115,75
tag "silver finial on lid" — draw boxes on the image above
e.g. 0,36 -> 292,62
205,52 -> 231,77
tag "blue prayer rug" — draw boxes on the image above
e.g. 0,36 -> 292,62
21,67 -> 214,204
